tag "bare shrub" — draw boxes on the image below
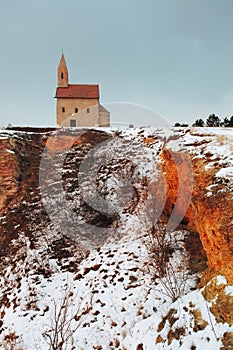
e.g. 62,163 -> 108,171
42,288 -> 93,350
146,221 -> 173,279
144,220 -> 191,301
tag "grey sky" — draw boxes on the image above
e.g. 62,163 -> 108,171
1,0 -> 233,127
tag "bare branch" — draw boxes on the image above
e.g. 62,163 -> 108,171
42,288 -> 93,350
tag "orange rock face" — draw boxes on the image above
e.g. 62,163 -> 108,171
0,139 -> 19,214
161,135 -> 233,277
143,137 -> 155,144
45,129 -> 111,153
0,132 -> 46,251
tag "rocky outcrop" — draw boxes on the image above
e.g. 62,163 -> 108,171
202,275 -> 233,324
0,129 -> 117,263
0,138 -> 19,214
0,127 -> 232,282
0,132 -> 48,252
160,129 -> 233,281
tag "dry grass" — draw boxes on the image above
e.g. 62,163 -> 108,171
216,135 -> 233,151
2,331 -> 24,350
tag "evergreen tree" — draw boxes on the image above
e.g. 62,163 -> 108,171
192,118 -> 204,127
230,116 -> 233,127
206,114 -> 221,127
223,117 -> 230,127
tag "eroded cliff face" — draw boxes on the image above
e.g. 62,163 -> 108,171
0,127 -> 232,280
160,129 -> 233,282
0,129 -> 117,270
0,138 -> 19,213
0,132 -> 49,252
162,150 -> 233,273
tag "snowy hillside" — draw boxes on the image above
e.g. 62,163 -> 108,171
0,126 -> 232,349
1,227 -> 231,350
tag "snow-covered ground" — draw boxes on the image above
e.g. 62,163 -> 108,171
1,225 -> 232,349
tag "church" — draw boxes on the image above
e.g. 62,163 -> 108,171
55,53 -> 110,128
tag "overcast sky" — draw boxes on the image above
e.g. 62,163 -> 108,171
1,0 -> 233,127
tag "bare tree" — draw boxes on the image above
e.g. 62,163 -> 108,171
42,288 -> 93,350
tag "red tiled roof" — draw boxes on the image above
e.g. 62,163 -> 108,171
55,84 -> 99,99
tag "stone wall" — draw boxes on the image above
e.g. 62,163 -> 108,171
57,98 -> 99,127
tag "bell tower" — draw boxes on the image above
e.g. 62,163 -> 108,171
55,53 -> 110,127
58,53 -> 68,87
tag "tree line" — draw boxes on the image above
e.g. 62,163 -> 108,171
174,114 -> 233,127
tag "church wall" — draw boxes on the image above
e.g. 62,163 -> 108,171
99,109 -> 110,127
57,98 -> 99,127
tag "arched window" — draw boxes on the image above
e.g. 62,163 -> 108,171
75,108 -> 78,113
87,108 -> 90,113
62,107 -> 65,113
61,72 -> 64,79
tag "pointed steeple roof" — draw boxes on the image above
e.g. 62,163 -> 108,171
57,52 -> 69,87
58,53 -> 68,68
